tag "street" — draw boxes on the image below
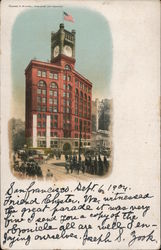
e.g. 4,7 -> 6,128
41,156 -> 102,182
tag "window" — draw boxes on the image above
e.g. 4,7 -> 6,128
37,89 -> 41,94
49,98 -> 53,104
75,141 -> 78,146
67,92 -> 70,98
38,113 -> 41,119
49,107 -> 52,112
42,122 -> 46,128
84,85 -> 87,92
37,131 -> 41,136
38,80 -> 46,87
38,122 -> 41,128
54,73 -> 58,80
67,100 -> 70,106
67,84 -> 72,91
54,122 -> 57,128
51,122 -> 53,128
37,70 -> 41,77
75,117 -> 78,123
54,115 -> 58,120
88,87 -> 91,93
63,84 -> 66,90
37,96 -> 41,103
43,114 -> 46,119
42,89 -> 46,95
54,99 -> 57,105
75,125 -> 78,131
49,72 -> 54,79
80,91 -> 83,98
65,64 -> 71,70
80,82 -> 83,89
63,92 -> 66,97
67,108 -> 70,113
42,97 -> 46,104
42,71 -> 46,77
67,75 -> 71,81
75,134 -> 78,138
42,132 -> 46,137
50,82 -> 58,88
49,90 -> 53,96
37,106 -> 41,111
42,106 -> 47,112
54,132 -> 57,137
75,88 -> 79,95
63,74 -> 67,80
88,96 -> 91,101
54,91 -> 57,97
53,107 -> 57,112
75,79 -> 79,87
84,94 -> 87,100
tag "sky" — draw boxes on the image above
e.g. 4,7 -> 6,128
11,6 -> 113,120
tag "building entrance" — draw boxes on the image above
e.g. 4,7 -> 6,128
63,143 -> 71,154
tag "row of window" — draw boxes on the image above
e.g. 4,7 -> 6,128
37,72 -> 91,94
38,132 -> 58,137
37,122 -> 58,128
37,70 -> 58,79
75,79 -> 91,93
37,133 -> 90,140
37,106 -> 91,115
37,113 -> 58,120
74,134 -> 90,141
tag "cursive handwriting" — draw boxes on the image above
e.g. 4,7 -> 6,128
2,182 -> 158,248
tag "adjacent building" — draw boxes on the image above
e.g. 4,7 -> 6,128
25,24 -> 92,151
91,98 -> 112,150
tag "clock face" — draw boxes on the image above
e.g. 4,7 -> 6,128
64,45 -> 72,57
53,45 -> 59,57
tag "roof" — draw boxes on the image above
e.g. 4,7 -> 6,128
25,59 -> 93,86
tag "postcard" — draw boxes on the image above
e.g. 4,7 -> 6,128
1,0 -> 160,249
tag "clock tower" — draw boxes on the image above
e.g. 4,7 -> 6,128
51,23 -> 76,68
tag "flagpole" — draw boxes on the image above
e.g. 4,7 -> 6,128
62,7 -> 64,24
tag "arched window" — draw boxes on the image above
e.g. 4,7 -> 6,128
50,82 -> 58,89
64,64 -> 71,70
80,91 -> 83,98
88,96 -> 91,101
84,93 -> 87,100
38,80 -> 46,88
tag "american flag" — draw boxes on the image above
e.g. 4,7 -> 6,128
64,12 -> 74,23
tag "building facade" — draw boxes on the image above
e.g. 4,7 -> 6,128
25,24 -> 92,151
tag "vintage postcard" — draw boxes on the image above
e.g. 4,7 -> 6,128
1,0 -> 160,249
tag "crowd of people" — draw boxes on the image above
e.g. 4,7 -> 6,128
65,154 -> 109,176
13,153 -> 43,177
12,148 -> 110,178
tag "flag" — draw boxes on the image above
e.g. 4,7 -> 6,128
64,12 -> 74,23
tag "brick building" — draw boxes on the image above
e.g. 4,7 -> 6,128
25,23 -> 92,151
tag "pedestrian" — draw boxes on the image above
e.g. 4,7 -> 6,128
94,157 -> 98,175
98,156 -> 104,176
65,159 -> 70,174
77,161 -> 80,174
82,161 -> 85,174
104,156 -> 108,172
